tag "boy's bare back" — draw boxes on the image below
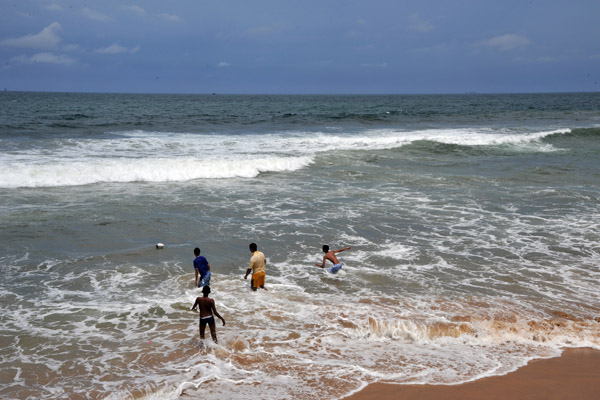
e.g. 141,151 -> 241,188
324,251 -> 340,265
316,245 -> 351,268
196,296 -> 216,318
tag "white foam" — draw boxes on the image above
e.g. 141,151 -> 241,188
3,257 -> 600,400
0,156 -> 313,188
371,241 -> 419,261
0,128 -> 569,188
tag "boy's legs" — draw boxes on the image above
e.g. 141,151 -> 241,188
252,271 -> 265,290
200,271 -> 211,287
252,272 -> 265,290
209,320 -> 218,343
200,320 -> 206,340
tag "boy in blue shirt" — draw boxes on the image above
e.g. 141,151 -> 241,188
193,247 -> 211,288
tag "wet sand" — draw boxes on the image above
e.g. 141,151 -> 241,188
344,348 -> 600,400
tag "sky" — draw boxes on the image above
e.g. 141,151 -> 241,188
1,0 -> 599,94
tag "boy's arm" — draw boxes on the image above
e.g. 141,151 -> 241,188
316,255 -> 327,268
194,269 -> 199,286
244,260 -> 253,279
334,246 -> 351,253
191,297 -> 200,311
211,300 -> 226,325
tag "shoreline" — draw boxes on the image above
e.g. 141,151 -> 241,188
344,348 -> 600,400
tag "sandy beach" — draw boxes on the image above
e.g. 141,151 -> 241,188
344,348 -> 600,400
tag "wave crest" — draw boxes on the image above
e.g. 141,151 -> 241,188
0,156 -> 313,188
0,127 -> 572,188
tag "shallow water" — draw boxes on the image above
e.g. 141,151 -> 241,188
1,92 -> 599,399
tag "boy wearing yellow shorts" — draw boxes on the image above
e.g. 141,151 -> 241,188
244,242 -> 267,291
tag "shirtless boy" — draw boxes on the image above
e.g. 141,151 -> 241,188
316,245 -> 351,274
191,286 -> 226,343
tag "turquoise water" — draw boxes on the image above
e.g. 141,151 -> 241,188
1,92 -> 599,399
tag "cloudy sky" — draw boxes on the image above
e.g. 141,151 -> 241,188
1,0 -> 599,94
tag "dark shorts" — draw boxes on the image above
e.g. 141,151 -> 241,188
200,316 -> 215,328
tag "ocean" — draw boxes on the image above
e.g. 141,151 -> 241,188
1,92 -> 599,399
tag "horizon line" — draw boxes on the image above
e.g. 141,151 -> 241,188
3,89 -> 600,96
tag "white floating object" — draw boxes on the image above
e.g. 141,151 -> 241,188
155,243 -> 164,249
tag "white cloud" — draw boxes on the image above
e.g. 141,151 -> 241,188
123,5 -> 146,16
245,23 -> 285,36
62,44 -> 80,52
82,7 -> 111,22
95,43 -> 140,54
513,55 -> 556,63
158,13 -> 181,22
361,62 -> 388,68
44,3 -> 63,11
1,22 -> 62,49
410,42 -> 455,55
537,56 -> 555,63
409,14 -> 434,33
247,26 -> 272,35
11,52 -> 75,65
217,61 -> 232,67
479,34 -> 531,51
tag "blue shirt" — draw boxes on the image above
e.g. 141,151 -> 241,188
193,255 -> 210,278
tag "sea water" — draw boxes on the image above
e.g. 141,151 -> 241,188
1,92 -> 599,399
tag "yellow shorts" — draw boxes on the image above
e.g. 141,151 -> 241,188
251,271 -> 265,288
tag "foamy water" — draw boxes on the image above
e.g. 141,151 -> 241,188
1,92 -> 599,399
0,127 -> 569,188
